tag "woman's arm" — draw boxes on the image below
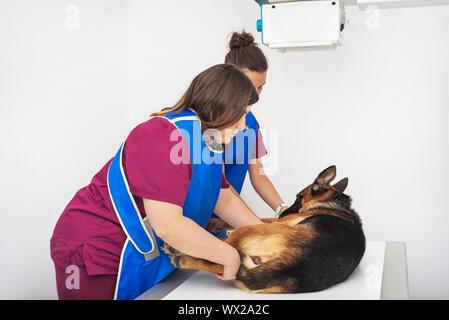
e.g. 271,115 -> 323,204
248,158 -> 288,215
143,198 -> 240,280
213,186 -> 263,228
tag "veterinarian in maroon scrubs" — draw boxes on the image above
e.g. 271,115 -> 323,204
50,64 -> 263,300
223,31 -> 288,217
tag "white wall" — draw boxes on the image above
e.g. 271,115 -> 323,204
126,0 -> 258,126
1,0 -> 448,299
0,0 -> 130,299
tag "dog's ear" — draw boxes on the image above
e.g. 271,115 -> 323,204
332,177 -> 348,193
312,165 -> 337,192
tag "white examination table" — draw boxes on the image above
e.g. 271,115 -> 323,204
136,241 -> 409,300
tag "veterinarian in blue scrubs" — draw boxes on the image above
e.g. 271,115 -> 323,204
221,31 -> 288,220
50,64 -> 263,300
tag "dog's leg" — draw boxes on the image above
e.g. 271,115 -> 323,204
177,256 -> 224,274
223,223 -> 313,293
206,218 -> 233,233
224,223 -> 295,266
161,242 -> 224,274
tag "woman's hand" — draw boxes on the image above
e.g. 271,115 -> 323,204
215,248 -> 241,281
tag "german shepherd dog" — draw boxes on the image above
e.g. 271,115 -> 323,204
162,165 -> 366,293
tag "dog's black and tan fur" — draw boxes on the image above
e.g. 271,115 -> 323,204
162,165 -> 366,293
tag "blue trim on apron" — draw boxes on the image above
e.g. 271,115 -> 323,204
108,143 -> 156,254
108,109 -> 223,300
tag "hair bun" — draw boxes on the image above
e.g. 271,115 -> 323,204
229,31 -> 255,49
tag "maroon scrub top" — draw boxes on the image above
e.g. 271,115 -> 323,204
50,117 -> 233,277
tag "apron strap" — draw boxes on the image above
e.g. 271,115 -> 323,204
107,142 -> 159,261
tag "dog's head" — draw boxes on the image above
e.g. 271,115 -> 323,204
279,165 -> 349,218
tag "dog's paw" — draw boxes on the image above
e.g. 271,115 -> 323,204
206,218 -> 233,233
161,242 -> 184,268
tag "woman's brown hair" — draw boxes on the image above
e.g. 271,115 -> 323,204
224,30 -> 268,72
151,64 -> 259,130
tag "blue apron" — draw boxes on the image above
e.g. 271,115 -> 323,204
107,109 -> 223,300
210,111 -> 259,238
223,111 -> 259,194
